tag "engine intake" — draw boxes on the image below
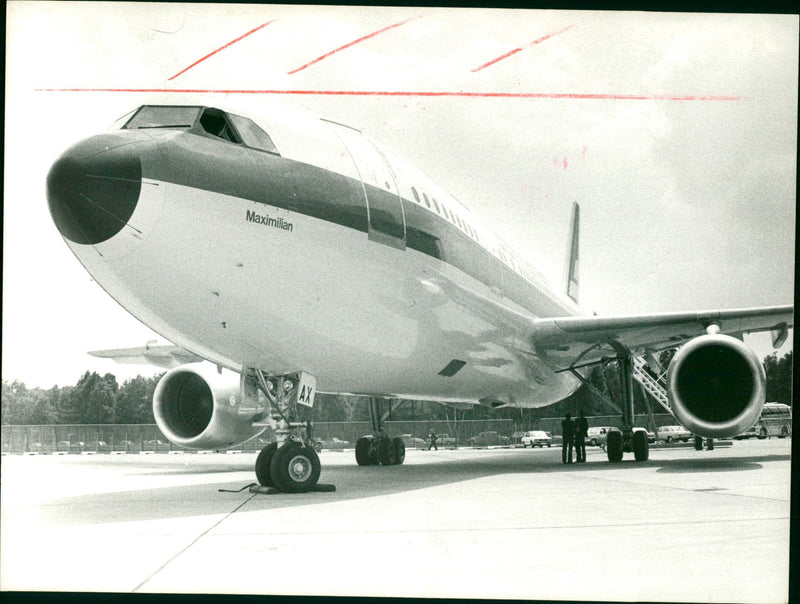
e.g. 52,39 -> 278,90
153,364 -> 266,450
666,334 -> 765,438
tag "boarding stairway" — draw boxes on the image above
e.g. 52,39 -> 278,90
632,356 -> 670,413
631,356 -> 677,438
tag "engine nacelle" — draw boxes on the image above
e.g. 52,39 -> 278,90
666,334 -> 765,438
153,364 -> 267,450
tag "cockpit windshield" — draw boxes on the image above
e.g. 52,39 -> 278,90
121,105 -> 280,155
123,106 -> 202,129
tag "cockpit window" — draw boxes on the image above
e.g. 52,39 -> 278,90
199,108 -> 241,143
123,106 -> 201,129
228,114 -> 278,154
122,105 -> 280,155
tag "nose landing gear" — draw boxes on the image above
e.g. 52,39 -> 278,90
249,370 -> 332,493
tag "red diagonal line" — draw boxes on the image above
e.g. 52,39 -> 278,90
471,47 -> 524,73
472,24 -> 575,73
35,88 -> 743,101
288,15 -> 422,75
169,20 -> 277,81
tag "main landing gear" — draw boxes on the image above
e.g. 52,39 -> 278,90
568,341 -> 649,464
355,397 -> 406,467
603,350 -> 649,463
250,370 -> 330,493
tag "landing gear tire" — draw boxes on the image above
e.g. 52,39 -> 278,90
378,438 -> 397,465
694,435 -> 704,451
633,430 -> 649,461
269,441 -> 321,493
255,442 -> 279,486
606,430 -> 623,463
355,436 -> 376,466
392,437 -> 406,465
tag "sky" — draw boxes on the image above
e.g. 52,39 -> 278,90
3,3 -> 797,388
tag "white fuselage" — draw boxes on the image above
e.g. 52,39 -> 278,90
51,102 -> 583,408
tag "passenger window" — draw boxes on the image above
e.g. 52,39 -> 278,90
422,193 -> 431,209
229,114 -> 279,154
200,109 -> 241,144
412,188 -> 421,204
432,197 -> 441,213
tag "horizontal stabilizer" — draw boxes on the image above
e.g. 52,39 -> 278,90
89,341 -> 203,368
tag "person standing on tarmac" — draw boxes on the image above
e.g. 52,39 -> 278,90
428,430 -> 438,451
576,410 -> 589,462
561,413 -> 575,464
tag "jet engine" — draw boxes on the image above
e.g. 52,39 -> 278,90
153,364 -> 267,450
666,333 -> 765,438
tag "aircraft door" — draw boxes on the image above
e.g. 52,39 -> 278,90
324,121 -> 406,249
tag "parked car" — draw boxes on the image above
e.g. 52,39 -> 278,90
142,439 -> 170,451
469,431 -> 510,447
400,434 -> 427,448
633,428 -> 656,443
657,425 -> 692,443
438,433 -> 456,447
586,427 -> 612,447
318,437 -> 350,451
521,430 -> 552,447
85,440 -> 112,453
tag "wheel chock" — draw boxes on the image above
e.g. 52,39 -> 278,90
247,483 -> 336,495
311,483 -> 336,492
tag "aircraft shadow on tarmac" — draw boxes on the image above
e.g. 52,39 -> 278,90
28,448 -> 790,527
654,454 -> 789,473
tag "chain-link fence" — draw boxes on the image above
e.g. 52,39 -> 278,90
1,424 -> 175,454
538,413 -> 676,437
1,419 -> 516,454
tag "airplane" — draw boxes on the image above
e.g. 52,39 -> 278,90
46,101 -> 793,492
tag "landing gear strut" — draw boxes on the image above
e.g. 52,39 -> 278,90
604,345 -> 649,463
250,370 -> 329,493
355,397 -> 405,466
568,342 -> 648,463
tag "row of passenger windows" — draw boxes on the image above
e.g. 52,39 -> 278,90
410,186 -> 481,244
409,184 -> 540,283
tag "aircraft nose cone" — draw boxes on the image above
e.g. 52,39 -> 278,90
47,134 -> 144,244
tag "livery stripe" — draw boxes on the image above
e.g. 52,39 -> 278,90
143,131 -> 572,318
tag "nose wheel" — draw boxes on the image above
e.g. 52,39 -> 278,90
249,369 -> 333,493
269,441 -> 321,493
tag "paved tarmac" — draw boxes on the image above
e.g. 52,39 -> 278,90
0,438 -> 791,601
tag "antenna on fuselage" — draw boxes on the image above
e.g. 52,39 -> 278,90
563,202 -> 580,304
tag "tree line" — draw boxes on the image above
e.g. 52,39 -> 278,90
2,350 -> 792,426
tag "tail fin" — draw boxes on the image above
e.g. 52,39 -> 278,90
563,202 -> 580,304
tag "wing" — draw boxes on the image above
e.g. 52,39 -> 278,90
531,305 -> 792,371
89,341 -> 204,369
